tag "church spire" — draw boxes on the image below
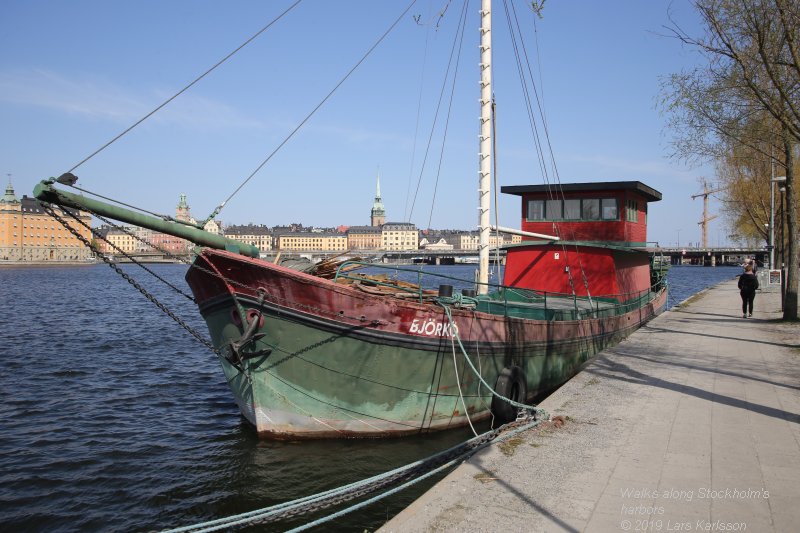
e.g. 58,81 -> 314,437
370,171 -> 386,226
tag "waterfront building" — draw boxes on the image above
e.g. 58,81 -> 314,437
93,195 -> 197,257
277,232 -> 347,251
203,219 -> 221,235
94,224 -> 189,256
148,232 -> 195,254
420,237 -> 454,251
0,182 -> 92,262
381,222 -> 419,251
272,223 -> 306,234
103,226 -> 139,253
347,226 -> 382,250
370,175 -> 386,227
225,224 -> 273,251
458,231 -> 520,250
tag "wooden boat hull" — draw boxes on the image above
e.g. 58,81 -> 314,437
186,249 -> 667,439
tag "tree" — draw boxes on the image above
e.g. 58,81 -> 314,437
661,0 -> 800,320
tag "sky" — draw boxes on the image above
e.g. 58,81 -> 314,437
0,0 -> 727,248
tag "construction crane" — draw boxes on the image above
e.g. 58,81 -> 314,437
691,180 -> 725,248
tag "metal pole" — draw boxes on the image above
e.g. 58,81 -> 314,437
769,176 -> 786,273
781,186 -> 786,311
770,179 -> 775,269
477,0 -> 492,294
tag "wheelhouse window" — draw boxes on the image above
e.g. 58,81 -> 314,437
526,197 -> 619,221
527,200 -> 544,220
602,198 -> 618,220
582,199 -> 600,220
545,199 -> 562,220
563,199 -> 581,219
625,199 -> 638,222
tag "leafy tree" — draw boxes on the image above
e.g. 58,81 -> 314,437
661,0 -> 799,320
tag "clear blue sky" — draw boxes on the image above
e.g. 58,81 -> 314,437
1,0 -> 725,247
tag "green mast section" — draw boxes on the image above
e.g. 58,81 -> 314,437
33,178 -> 260,258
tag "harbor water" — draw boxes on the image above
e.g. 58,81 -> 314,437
0,263 -> 743,532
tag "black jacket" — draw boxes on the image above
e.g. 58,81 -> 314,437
738,272 -> 759,293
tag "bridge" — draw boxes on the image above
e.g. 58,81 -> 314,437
656,247 -> 768,267
376,247 -> 770,267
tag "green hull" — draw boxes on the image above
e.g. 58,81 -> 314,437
189,250 -> 668,438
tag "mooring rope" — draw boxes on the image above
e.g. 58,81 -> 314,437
450,329 -> 479,438
160,297 -> 550,533
437,300 -> 548,414
284,417 -> 546,533
162,415 -> 547,533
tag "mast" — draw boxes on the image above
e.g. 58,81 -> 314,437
478,0 -> 492,294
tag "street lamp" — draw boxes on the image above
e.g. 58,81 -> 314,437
779,185 -> 786,265
770,176 -> 787,269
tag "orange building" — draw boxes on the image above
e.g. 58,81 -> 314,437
0,182 -> 92,262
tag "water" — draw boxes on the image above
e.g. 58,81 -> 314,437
663,264 -> 742,309
0,263 -> 741,532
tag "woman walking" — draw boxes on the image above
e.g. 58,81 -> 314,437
738,264 -> 759,318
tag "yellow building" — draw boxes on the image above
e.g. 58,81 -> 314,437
102,226 -> 139,254
225,224 -> 272,251
459,231 -> 519,250
0,182 -> 92,262
277,232 -> 347,251
381,222 -> 419,251
347,226 -> 382,250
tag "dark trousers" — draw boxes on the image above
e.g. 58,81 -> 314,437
741,290 -> 755,314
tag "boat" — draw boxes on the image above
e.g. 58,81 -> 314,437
33,1 -> 668,439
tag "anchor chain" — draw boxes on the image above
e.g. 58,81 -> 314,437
88,212 -> 196,302
42,204 -> 220,355
93,212 -> 191,266
41,201 -> 392,373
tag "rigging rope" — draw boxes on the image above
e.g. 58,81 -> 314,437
407,0 -> 467,222
66,0 -> 304,175
403,1 -> 432,222
217,0 -> 419,217
425,0 -> 469,230
450,328 -> 479,438
501,0 -> 600,309
65,184 -> 178,223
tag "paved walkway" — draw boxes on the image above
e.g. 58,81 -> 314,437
381,280 -> 800,532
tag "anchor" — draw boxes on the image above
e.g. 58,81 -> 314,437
228,306 -> 272,368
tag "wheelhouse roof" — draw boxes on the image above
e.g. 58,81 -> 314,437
500,181 -> 662,202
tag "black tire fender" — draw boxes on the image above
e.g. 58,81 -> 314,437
491,365 -> 528,424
